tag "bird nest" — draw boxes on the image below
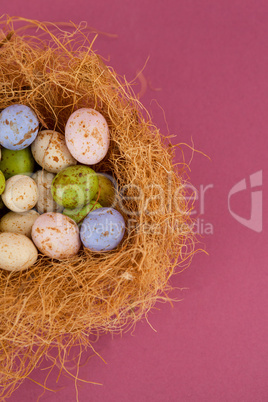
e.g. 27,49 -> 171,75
0,16 -> 195,399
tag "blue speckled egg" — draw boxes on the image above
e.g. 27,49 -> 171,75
80,207 -> 125,251
0,104 -> 39,150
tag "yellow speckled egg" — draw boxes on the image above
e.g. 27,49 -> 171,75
32,170 -> 63,214
65,108 -> 110,165
31,130 -> 77,173
2,175 -> 38,212
0,232 -> 38,271
31,212 -> 81,260
0,210 -> 39,238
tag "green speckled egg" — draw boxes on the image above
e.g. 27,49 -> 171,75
0,170 -> 5,195
93,173 -> 115,207
63,200 -> 102,223
51,165 -> 99,209
0,147 -> 35,179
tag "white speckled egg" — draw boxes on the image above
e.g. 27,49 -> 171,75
2,175 -> 39,212
0,210 -> 40,238
32,170 -> 63,214
0,232 -> 38,271
0,104 -> 39,150
31,130 -> 77,173
65,108 -> 110,165
31,212 -> 81,259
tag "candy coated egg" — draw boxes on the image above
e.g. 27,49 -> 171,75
31,212 -> 81,259
80,207 -> 125,251
0,104 -> 39,150
51,165 -> 99,209
63,200 -> 102,224
0,210 -> 39,238
32,170 -> 63,214
31,130 -> 77,173
0,170 -> 5,194
2,175 -> 39,212
0,147 -> 35,179
0,232 -> 38,271
65,108 -> 110,165
93,173 -> 115,207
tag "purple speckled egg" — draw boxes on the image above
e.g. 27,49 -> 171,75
80,207 -> 125,251
0,104 -> 39,150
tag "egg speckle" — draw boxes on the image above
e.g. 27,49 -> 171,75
1,175 -> 39,212
0,232 -> 38,271
31,130 -> 77,173
31,212 -> 81,259
0,104 -> 39,150
80,207 -> 125,251
65,108 -> 110,165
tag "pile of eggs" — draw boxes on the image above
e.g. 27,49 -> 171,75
0,105 -> 125,272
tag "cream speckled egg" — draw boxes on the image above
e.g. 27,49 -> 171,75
31,130 -> 77,173
65,108 -> 110,165
0,232 -> 38,271
32,170 -> 63,214
31,212 -> 81,259
2,175 -> 39,212
0,210 -> 39,238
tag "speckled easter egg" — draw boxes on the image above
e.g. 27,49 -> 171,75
31,212 -> 81,259
93,173 -> 116,207
63,200 -> 102,223
80,207 -> 125,251
0,147 -> 35,179
0,232 -> 38,271
0,210 -> 39,238
51,165 -> 99,209
0,170 -> 5,195
32,170 -> 63,214
0,104 -> 39,150
2,175 -> 39,212
31,130 -> 77,173
65,108 -> 110,165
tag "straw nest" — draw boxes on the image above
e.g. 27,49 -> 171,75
0,16 -> 195,399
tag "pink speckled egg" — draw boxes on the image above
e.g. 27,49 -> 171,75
31,212 -> 81,260
65,108 -> 110,165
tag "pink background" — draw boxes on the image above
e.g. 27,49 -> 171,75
4,1 -> 267,401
